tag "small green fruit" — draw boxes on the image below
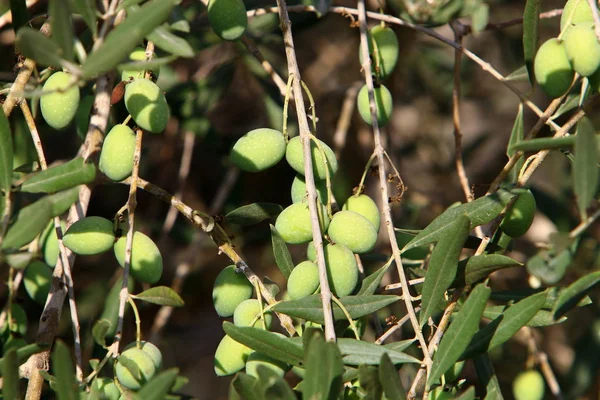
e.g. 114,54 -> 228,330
40,220 -> 66,267
121,47 -> 160,82
1,303 -> 28,336
534,38 -> 575,98
324,244 -> 359,297
287,261 -> 320,300
306,241 -> 316,262
114,232 -> 163,284
40,71 -> 80,130
343,194 -> 380,231
63,216 -> 115,255
285,136 -> 338,181
24,260 -> 52,305
91,377 -> 120,400
230,128 -> 286,172
513,370 -> 545,400
99,124 -> 136,181
360,25 -> 399,80
357,84 -> 393,127
291,175 -> 328,204
561,0 -> 594,31
212,265 -> 253,317
233,299 -> 273,329
124,79 -> 169,133
214,334 -> 252,376
124,341 -> 163,370
564,23 -> 600,76
327,210 -> 377,254
275,203 -> 330,244
245,352 -> 289,379
115,347 -> 157,390
500,189 -> 536,238
208,0 -> 248,41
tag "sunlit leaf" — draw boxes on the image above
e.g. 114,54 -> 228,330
132,286 -> 184,307
52,340 -> 78,400
2,197 -> 52,250
226,203 -> 282,225
133,368 -> 179,400
338,339 -> 420,366
303,330 -> 344,400
379,352 -> 406,400
573,116 -> 599,220
49,0 -> 74,62
553,270 -> 600,319
20,158 -> 96,193
522,0 -> 540,84
15,27 -> 64,67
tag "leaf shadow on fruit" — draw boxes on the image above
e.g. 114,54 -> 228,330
125,92 -> 168,133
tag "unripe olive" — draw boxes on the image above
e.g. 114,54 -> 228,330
233,299 -> 273,329
124,341 -> 163,370
512,370 -> 545,400
275,203 -> 330,244
306,241 -> 316,262
285,136 -> 338,181
115,347 -> 157,390
114,232 -> 163,284
212,265 -> 254,317
40,71 -> 80,130
324,243 -> 359,297
564,23 -> 600,77
99,125 -> 136,181
245,352 -> 289,379
291,175 -> 328,204
534,38 -> 575,98
357,84 -> 393,127
360,25 -> 399,80
208,0 -> 248,41
121,47 -> 160,82
24,260 -> 52,305
230,128 -> 286,172
327,210 -> 377,254
287,261 -> 320,300
500,189 -> 536,238
214,334 -> 252,376
91,377 -> 120,400
124,79 -> 169,133
343,194 -> 380,231
63,216 -> 115,255
1,303 -> 28,336
40,220 -> 66,267
561,0 -> 594,31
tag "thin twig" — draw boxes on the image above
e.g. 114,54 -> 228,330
523,326 -> 563,399
375,307 -> 420,344
569,208 -> 600,238
333,81 -> 362,158
240,36 -> 288,96
587,0 -> 600,42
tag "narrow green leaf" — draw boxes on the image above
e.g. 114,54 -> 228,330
359,365 -> 382,399
0,343 -> 49,372
0,109 -> 13,194
2,197 -> 52,250
68,0 -> 97,37
483,307 -> 566,327
526,239 -> 578,285
223,322 -> 304,367
474,354 -> 504,400
420,215 -> 470,326
232,373 -> 263,400
117,0 -> 146,11
118,55 -> 177,73
453,254 -> 522,288
455,386 -> 476,400
463,291 -> 547,358
92,319 -> 111,348
9,0 -> 29,33
273,295 -> 399,325
270,225 -> 293,279
81,0 -> 176,78
379,353 -> 406,400
553,270 -> 600,319
507,103 -> 524,182
522,0 -> 540,84
100,278 -> 133,339
169,6 -> 190,33
509,135 -> 576,153
147,25 -> 194,58
303,330 -> 344,400
20,158 -> 96,193
471,3 -> 489,34
49,0 -> 74,62
504,65 -> 529,82
357,259 -> 393,296
226,203 -> 283,226
15,27 -> 64,67
52,340 -> 78,400
2,348 -> 19,399
132,286 -> 185,307
428,284 -> 491,387
573,117 -> 599,220
133,368 -> 179,400
552,93 -> 581,119
256,366 -> 296,400
383,339 -> 415,353
47,186 -> 81,216
337,339 -> 420,366
171,375 -> 188,392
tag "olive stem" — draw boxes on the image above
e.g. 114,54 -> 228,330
330,296 -> 360,340
127,297 -> 142,346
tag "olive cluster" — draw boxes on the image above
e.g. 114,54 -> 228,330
534,0 -> 600,97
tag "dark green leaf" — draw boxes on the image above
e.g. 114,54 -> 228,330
273,295 -> 399,325
526,239 -> 579,285
9,0 -> 28,33
270,225 -> 293,279
20,158 -> 96,193
52,340 -> 78,400
552,93 -> 581,119
337,339 -> 420,366
420,215 -> 470,326
15,27 -> 64,67
463,291 -> 546,358
232,373 -> 263,400
132,286 -> 185,307
522,0 -> 539,84
357,259 -> 393,296
303,330 -> 344,400
226,203 -> 283,226
359,365 -> 382,400
133,368 -> 179,400
483,306 -> 566,327
47,186 -> 81,216
171,375 -> 188,392
147,25 -> 194,58
117,0 -> 146,11
504,65 -> 529,82
453,254 -> 522,288
92,319 -> 111,348
2,197 -> 52,250
2,348 -> 19,399
118,55 -> 177,73
0,343 -> 49,372
69,0 -> 97,37
509,135 -> 576,153
428,284 -> 491,387
573,117 -> 599,219
491,287 -> 591,310
49,0 -> 74,62
383,339 -> 415,353
169,6 -> 190,32
379,353 -> 406,400
81,0 -> 176,78
474,354 -> 504,400
256,366 -> 296,400
553,270 -> 600,319
507,103 -> 524,182
223,322 -> 304,367
0,108 -> 13,194
455,386 -> 476,400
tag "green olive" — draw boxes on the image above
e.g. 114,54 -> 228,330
123,341 -> 163,370
275,203 -> 330,244
207,0 -> 248,41
230,128 -> 286,172
40,220 -> 66,267
212,265 -> 254,317
564,22 -> 600,77
214,334 -> 252,376
115,347 -> 157,390
287,260 -> 320,300
40,71 -> 80,130
534,38 -> 575,98
24,260 -> 52,305
114,232 -> 163,284
324,243 -> 358,297
360,25 -> 399,80
500,189 -> 536,238
306,241 -> 316,262
291,175 -> 328,204
245,351 -> 289,379
124,79 -> 169,133
327,210 -> 378,254
233,299 -> 273,329
285,136 -> 338,181
342,194 -> 380,231
99,124 -> 136,181
561,0 -> 594,31
121,47 -> 160,82
63,216 -> 115,255
91,377 -> 120,400
357,84 -> 393,127
513,370 -> 545,400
